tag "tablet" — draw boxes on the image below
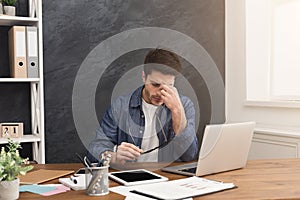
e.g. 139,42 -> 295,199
109,169 -> 168,186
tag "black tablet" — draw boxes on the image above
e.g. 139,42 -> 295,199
109,169 -> 168,186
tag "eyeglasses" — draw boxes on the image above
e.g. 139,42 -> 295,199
128,112 -> 169,155
141,139 -> 169,155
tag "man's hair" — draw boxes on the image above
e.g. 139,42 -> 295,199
143,48 -> 181,76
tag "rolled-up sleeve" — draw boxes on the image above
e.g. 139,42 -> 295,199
159,96 -> 198,162
88,103 -> 119,161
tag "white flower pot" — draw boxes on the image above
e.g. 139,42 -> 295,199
4,6 -> 15,16
0,178 -> 19,200
0,3 -> 3,15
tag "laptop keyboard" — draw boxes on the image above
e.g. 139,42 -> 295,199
179,167 -> 197,174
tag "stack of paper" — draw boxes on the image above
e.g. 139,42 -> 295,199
110,176 -> 236,200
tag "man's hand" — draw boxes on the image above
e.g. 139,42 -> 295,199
160,85 -> 187,135
110,142 -> 143,165
160,84 -> 181,111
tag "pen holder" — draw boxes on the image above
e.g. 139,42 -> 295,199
85,165 -> 109,196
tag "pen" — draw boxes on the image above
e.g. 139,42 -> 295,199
84,156 -> 93,167
75,153 -> 92,173
75,153 -> 86,167
130,190 -> 162,200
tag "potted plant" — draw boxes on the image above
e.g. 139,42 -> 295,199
2,0 -> 16,16
0,139 -> 33,200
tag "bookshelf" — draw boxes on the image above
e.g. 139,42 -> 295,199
0,0 -> 45,163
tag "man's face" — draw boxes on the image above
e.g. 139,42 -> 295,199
142,70 -> 175,106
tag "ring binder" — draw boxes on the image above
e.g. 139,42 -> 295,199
26,26 -> 39,78
8,26 -> 28,78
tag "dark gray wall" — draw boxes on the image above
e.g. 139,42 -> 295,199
42,0 -> 224,163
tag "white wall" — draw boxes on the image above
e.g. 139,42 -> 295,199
226,0 -> 300,159
225,0 -> 300,131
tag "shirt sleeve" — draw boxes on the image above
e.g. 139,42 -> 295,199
87,104 -> 119,161
159,96 -> 198,162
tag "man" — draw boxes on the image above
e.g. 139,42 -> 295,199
88,49 -> 198,164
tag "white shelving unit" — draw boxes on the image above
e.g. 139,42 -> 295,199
0,0 -> 45,163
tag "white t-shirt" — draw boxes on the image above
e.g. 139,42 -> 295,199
137,99 -> 160,162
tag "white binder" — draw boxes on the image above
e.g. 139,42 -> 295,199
26,26 -> 39,78
8,26 -> 27,78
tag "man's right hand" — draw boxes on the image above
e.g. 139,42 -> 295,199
111,142 -> 143,164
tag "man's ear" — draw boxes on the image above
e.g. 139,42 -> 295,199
142,71 -> 146,83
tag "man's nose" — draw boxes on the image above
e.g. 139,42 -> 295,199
156,88 -> 163,95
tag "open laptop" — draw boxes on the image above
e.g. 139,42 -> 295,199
162,122 -> 255,176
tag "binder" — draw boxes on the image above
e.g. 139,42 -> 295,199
26,26 -> 39,78
8,26 -> 27,78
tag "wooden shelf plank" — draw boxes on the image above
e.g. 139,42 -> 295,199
0,15 -> 38,26
0,78 -> 40,82
0,134 -> 41,144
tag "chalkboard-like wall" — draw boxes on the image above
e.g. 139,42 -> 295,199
41,0 -> 225,163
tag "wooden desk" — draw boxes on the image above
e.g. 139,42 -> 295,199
20,159 -> 300,200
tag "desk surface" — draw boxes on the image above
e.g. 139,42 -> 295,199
20,158 -> 300,200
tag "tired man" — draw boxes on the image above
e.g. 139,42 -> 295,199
88,48 -> 198,164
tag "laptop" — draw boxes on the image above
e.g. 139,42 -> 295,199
162,122 -> 255,176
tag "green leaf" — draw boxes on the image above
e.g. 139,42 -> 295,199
2,0 -> 17,6
0,139 -> 33,181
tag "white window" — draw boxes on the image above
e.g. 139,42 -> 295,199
246,0 -> 300,102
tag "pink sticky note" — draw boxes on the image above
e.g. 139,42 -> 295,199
41,185 -> 70,196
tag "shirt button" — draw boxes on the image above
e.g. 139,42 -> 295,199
141,115 -> 144,118
139,130 -> 143,133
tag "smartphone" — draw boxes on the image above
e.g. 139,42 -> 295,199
74,168 -> 85,176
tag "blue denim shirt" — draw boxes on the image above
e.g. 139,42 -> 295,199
88,86 -> 198,162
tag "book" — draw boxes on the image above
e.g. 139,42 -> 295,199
19,169 -> 74,184
130,176 -> 236,200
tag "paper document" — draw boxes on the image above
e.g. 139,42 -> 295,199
130,176 -> 236,200
110,185 -> 192,200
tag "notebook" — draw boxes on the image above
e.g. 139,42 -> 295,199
20,169 -> 74,184
162,122 -> 255,176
